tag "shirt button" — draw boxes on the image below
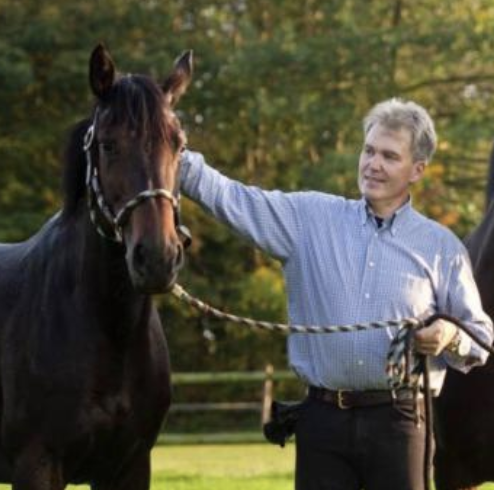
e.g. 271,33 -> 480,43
364,293 -> 370,299
369,261 -> 375,268
358,360 -> 364,366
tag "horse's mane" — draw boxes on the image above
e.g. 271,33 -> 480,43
61,74 -> 184,217
62,118 -> 91,217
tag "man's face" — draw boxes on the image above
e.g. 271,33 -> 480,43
358,123 -> 425,216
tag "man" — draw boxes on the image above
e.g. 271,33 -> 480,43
180,98 -> 493,489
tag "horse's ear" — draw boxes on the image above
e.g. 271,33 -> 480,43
162,50 -> 193,107
89,44 -> 116,100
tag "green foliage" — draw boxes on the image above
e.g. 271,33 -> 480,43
2,0 -> 494,377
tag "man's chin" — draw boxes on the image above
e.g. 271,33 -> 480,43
362,190 -> 384,203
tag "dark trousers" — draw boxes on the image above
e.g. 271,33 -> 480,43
295,397 -> 426,490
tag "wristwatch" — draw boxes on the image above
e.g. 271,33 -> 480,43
446,330 -> 469,357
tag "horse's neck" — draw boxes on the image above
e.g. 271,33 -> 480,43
60,210 -> 151,331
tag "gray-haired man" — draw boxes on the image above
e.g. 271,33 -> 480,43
180,98 -> 493,489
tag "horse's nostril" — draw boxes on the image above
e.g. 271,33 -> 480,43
133,244 -> 146,271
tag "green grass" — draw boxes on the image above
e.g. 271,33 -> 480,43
153,443 -> 294,490
0,443 -> 294,490
0,443 -> 493,489
155,444 -> 494,490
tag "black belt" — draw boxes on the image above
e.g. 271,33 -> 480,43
309,386 -> 419,409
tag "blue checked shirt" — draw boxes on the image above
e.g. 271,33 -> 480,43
181,150 -> 493,393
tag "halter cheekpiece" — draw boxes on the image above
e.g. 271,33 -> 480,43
83,107 -> 187,244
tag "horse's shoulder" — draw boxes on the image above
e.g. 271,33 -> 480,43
0,241 -> 31,301
0,212 -> 65,311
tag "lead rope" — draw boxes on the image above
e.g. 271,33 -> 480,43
419,313 -> 494,490
171,283 -> 424,388
171,284 -> 494,490
422,354 -> 433,490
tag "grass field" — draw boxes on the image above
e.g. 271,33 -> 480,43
155,443 -> 294,490
154,444 -> 494,490
0,443 -> 294,490
1,443 -> 494,489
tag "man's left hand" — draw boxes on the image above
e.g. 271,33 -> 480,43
414,319 -> 458,356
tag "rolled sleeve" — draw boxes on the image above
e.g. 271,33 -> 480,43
441,249 -> 493,372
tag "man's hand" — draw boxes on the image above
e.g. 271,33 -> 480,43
414,319 -> 459,356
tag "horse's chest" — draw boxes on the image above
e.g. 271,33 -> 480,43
84,368 -> 165,434
88,392 -> 133,429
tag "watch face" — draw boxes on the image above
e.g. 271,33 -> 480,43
457,337 -> 470,357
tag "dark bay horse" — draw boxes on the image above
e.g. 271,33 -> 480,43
0,45 -> 192,489
434,147 -> 494,490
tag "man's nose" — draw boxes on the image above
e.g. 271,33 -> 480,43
367,153 -> 382,170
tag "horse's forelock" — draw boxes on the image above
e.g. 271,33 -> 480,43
62,118 -> 92,217
106,75 -> 182,148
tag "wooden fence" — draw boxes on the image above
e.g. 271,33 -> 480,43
161,365 -> 300,444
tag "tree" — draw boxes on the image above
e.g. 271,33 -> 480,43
2,0 -> 494,372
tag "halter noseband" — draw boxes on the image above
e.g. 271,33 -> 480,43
83,107 -> 190,246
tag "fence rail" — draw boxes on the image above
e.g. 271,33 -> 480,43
170,402 -> 260,412
172,369 -> 296,384
163,366 -> 301,444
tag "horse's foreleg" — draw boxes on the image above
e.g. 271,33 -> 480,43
91,451 -> 151,490
12,440 -> 64,490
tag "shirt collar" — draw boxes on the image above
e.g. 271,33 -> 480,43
358,197 -> 413,236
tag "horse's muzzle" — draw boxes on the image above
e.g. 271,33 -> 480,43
127,239 -> 184,294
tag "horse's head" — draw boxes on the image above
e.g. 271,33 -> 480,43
85,44 -> 192,293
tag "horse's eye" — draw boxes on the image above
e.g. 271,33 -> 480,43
99,141 -> 119,157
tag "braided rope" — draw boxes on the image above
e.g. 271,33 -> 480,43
114,189 -> 178,227
171,284 -> 424,388
87,168 -> 122,242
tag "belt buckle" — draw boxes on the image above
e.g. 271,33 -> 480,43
337,390 -> 350,409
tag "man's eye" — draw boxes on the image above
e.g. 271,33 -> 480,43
385,153 -> 400,161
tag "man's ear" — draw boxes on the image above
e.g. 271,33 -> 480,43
410,161 -> 426,184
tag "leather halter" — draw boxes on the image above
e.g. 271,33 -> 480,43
83,107 -> 191,246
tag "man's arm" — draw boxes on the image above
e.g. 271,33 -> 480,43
414,248 -> 493,371
180,150 -> 302,262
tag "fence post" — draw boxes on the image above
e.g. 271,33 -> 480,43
261,363 -> 274,426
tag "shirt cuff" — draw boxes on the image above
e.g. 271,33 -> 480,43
449,330 -> 472,357
443,330 -> 478,372
180,149 -> 204,195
